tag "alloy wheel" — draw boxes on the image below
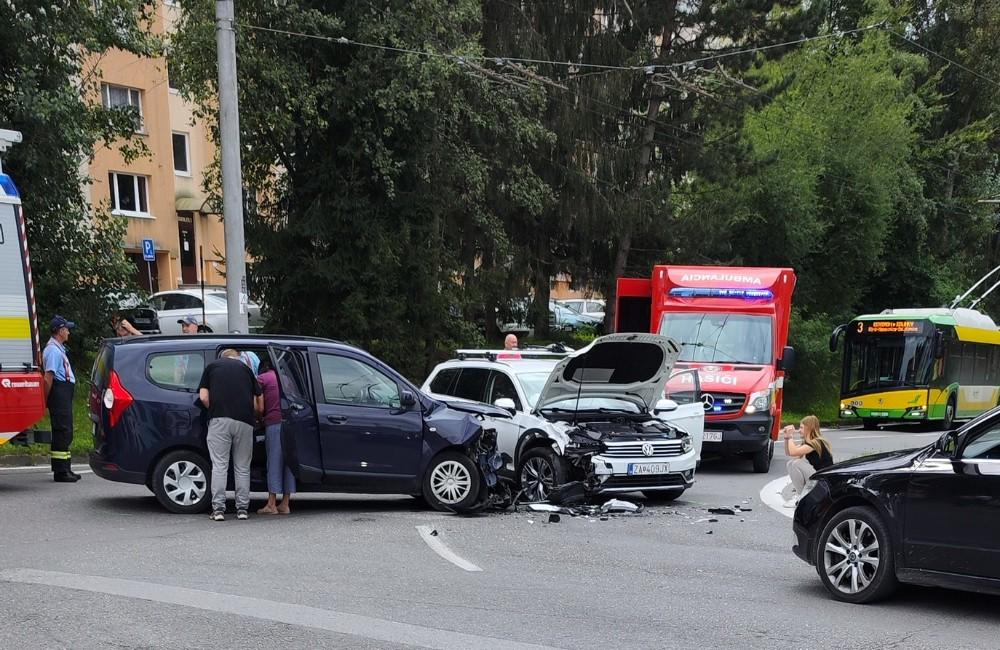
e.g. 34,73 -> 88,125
521,457 -> 555,501
823,518 -> 880,595
163,460 -> 207,507
429,460 -> 472,505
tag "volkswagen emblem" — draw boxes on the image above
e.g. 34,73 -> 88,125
641,443 -> 655,457
701,393 -> 715,411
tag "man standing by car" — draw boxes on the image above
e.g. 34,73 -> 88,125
43,315 -> 79,483
198,348 -> 263,521
504,334 -> 519,350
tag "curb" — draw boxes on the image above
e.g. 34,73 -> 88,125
0,454 -> 89,468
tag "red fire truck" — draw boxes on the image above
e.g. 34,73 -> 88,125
617,265 -> 796,472
0,129 -> 46,447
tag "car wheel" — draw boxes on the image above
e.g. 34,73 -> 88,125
942,396 -> 956,431
422,452 -> 481,512
517,447 -> 568,502
643,489 -> 683,503
152,450 -> 211,514
751,439 -> 772,473
815,506 -> 898,604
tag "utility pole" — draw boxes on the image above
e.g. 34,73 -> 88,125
215,0 -> 249,333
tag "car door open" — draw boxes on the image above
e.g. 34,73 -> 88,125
268,344 -> 322,485
662,368 -> 705,459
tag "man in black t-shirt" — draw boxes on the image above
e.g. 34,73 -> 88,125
198,348 -> 263,520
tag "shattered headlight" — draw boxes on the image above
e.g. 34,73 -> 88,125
744,389 -> 771,414
800,479 -> 818,498
681,436 -> 692,453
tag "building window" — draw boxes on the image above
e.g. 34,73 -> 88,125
166,59 -> 178,91
101,83 -> 143,131
172,132 -> 190,175
108,172 -> 150,216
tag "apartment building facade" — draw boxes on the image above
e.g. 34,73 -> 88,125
87,2 -> 226,293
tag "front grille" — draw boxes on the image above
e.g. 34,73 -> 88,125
601,474 -> 687,489
703,392 -> 745,415
601,441 -> 685,458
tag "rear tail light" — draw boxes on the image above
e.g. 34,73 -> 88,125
104,370 -> 134,427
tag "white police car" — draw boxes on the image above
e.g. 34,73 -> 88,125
422,333 -> 705,501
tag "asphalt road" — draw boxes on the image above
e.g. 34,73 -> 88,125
1,426 -> 997,650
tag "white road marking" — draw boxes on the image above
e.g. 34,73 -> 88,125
839,433 -> 940,440
0,464 -> 92,474
1,568 -> 553,650
416,525 -> 483,572
760,476 -> 794,519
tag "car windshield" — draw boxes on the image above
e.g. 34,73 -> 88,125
516,371 -> 552,407
659,312 -> 773,365
540,397 -> 642,413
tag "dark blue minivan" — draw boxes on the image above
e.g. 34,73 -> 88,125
89,335 -> 505,514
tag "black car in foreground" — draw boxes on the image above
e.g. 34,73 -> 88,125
89,335 -> 507,514
793,409 -> 1000,603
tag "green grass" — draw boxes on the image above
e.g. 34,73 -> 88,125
0,381 -> 95,459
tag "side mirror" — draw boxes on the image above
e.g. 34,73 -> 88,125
400,390 -> 417,408
654,398 -> 679,413
937,430 -> 959,457
778,346 -> 796,372
829,324 -> 846,353
494,398 -> 517,415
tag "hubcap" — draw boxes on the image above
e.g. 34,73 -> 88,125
429,460 -> 472,505
824,518 -> 880,595
163,460 -> 207,507
520,457 -> 555,501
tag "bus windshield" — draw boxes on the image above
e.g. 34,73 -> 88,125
658,313 -> 773,365
844,330 -> 935,394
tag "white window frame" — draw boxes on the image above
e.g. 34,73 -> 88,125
172,132 -> 191,176
101,83 -> 144,133
109,172 -> 152,218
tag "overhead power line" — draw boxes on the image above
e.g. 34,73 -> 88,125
237,23 -> 879,73
884,29 -> 1000,90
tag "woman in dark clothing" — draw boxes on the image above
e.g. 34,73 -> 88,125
253,357 -> 295,515
782,415 -> 833,506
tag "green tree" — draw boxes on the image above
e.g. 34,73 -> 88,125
0,0 -> 159,361
172,0 -> 552,379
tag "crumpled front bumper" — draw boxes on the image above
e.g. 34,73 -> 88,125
587,449 -> 697,493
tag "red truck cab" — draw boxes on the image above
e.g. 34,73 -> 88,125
617,266 -> 796,472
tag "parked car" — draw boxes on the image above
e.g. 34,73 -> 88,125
88,334 -> 507,514
550,301 -> 602,332
148,289 -> 264,335
792,408 -> 1000,603
557,298 -> 605,321
110,292 -> 160,334
499,300 -> 600,337
422,333 -> 705,502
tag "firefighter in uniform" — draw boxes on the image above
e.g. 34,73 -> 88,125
43,315 -> 80,483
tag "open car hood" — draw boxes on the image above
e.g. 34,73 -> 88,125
534,333 -> 681,412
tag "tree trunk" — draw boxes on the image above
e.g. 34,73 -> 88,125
604,0 -> 678,333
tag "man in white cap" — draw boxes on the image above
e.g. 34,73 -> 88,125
178,314 -> 201,334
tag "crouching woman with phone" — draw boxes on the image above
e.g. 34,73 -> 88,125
783,415 -> 833,506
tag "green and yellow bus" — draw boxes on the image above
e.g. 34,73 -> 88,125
830,308 -> 1000,429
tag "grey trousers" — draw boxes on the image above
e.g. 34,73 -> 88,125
787,457 -> 815,494
207,417 -> 253,512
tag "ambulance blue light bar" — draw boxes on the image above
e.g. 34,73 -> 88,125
0,174 -> 19,198
669,288 -> 774,300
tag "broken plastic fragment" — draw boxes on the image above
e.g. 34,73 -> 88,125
527,503 -> 562,513
706,530 -> 713,535
430,529 -> 438,537
708,508 -> 736,516
601,498 -> 641,514
548,514 -> 561,524
549,481 -> 587,506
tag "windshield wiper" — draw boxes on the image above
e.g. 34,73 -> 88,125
680,341 -> 742,363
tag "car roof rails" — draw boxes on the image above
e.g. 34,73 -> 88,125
454,345 -> 573,362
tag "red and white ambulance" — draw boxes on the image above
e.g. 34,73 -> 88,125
0,129 -> 46,446
617,265 -> 796,472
